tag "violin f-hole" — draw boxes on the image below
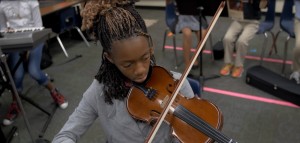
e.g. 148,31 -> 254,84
166,83 -> 175,93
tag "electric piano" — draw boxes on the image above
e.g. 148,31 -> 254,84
0,27 -> 52,53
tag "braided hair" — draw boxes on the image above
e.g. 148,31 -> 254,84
81,0 -> 154,104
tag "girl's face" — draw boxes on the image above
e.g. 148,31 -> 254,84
105,36 -> 153,83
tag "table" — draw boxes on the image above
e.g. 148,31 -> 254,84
39,0 -> 85,16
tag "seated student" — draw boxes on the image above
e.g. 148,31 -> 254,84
169,0 -> 208,69
0,0 -> 68,126
52,0 -> 194,142
220,0 -> 261,78
290,0 -> 300,84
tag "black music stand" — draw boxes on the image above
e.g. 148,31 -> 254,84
197,7 -> 220,91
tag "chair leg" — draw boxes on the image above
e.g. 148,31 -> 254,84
162,28 -> 179,69
281,35 -> 291,75
162,29 -> 168,52
73,26 -> 90,47
56,35 -> 69,57
269,30 -> 281,56
270,32 -> 277,54
259,32 -> 269,66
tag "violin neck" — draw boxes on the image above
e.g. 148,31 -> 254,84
174,105 -> 238,143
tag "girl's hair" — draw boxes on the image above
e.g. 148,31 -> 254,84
81,0 -> 155,104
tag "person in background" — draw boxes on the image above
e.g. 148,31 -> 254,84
220,0 -> 261,78
290,0 -> 300,84
167,0 -> 208,69
0,0 -> 68,126
52,0 -> 194,142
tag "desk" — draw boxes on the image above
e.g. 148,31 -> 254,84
39,0 -> 85,16
39,0 -> 90,57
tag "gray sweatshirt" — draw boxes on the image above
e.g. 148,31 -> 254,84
0,0 -> 42,30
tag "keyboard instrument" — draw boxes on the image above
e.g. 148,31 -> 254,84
0,27 -> 52,53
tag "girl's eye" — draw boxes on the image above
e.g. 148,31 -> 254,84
143,55 -> 150,61
123,63 -> 131,68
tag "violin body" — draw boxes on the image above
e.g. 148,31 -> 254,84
127,66 -> 223,143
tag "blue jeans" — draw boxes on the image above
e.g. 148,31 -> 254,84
187,78 -> 201,97
7,43 -> 49,92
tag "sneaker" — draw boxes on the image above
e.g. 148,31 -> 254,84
3,102 -> 20,126
220,64 -> 233,76
50,89 -> 68,109
231,66 -> 244,78
167,31 -> 174,37
290,71 -> 300,84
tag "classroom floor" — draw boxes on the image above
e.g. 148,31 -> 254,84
0,6 -> 299,143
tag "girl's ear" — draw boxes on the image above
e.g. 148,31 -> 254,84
104,52 -> 114,64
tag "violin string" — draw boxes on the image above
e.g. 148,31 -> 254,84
175,106 -> 228,143
174,105 -> 230,143
174,107 -> 222,141
177,106 -> 230,143
179,106 -> 231,143
175,109 -> 227,143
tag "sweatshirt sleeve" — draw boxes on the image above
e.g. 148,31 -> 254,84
52,82 -> 100,143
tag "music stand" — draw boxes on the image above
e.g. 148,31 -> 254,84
197,7 -> 220,90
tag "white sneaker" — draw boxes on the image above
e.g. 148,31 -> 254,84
289,71 -> 300,84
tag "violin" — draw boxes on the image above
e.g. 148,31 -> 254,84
127,1 -> 237,143
128,66 -> 237,143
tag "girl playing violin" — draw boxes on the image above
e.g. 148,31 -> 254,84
52,0 -> 194,142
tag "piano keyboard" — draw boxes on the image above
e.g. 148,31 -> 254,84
0,28 -> 52,52
0,27 -> 45,33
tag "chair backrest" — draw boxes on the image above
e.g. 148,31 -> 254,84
265,0 -> 276,22
256,0 -> 276,34
165,1 -> 178,33
280,0 -> 295,37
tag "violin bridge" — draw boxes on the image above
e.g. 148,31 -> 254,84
160,95 -> 170,108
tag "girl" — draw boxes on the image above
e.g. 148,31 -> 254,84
52,0 -> 194,142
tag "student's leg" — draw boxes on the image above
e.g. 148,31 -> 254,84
182,27 -> 193,68
234,22 -> 258,67
27,43 -> 49,87
3,52 -> 25,125
232,21 -> 258,78
292,18 -> 300,73
220,21 -> 242,75
223,21 -> 243,65
27,43 -> 68,109
7,52 -> 25,93
290,18 -> 300,84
